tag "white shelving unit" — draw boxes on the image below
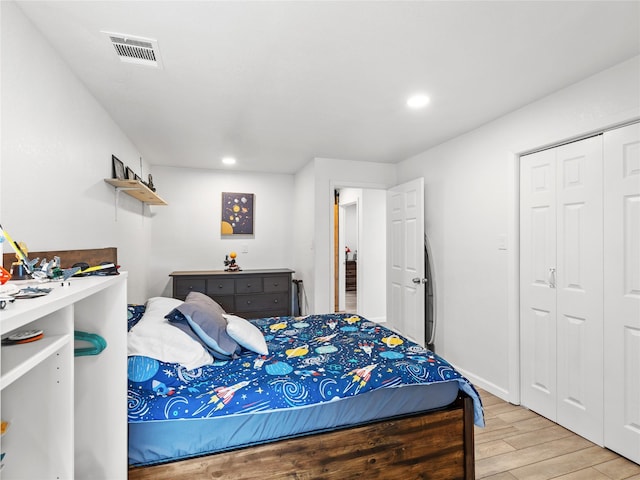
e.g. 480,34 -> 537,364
0,274 -> 127,479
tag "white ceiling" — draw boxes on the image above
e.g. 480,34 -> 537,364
15,1 -> 640,174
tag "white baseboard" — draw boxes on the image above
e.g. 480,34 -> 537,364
452,365 -> 515,405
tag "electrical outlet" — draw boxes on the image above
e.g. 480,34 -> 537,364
497,234 -> 507,251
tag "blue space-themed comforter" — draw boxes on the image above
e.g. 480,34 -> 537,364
127,309 -> 484,427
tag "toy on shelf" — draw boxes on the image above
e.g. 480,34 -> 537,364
0,421 -> 6,472
2,329 -> 44,345
0,225 -> 37,278
145,174 -> 156,192
224,252 -> 241,272
1,266 -> 10,285
0,224 -> 120,283
9,241 -> 30,279
0,277 -> 17,310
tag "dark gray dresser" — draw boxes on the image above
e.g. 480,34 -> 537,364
170,269 -> 294,319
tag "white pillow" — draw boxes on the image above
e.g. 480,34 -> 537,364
128,297 -> 214,370
223,314 -> 269,355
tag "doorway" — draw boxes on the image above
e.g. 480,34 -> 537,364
344,202 -> 358,312
332,187 -> 387,323
334,188 -> 360,313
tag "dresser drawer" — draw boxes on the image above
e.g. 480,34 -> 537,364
235,278 -> 263,294
209,295 -> 235,312
207,278 -> 235,295
263,275 -> 290,293
174,278 -> 206,299
242,309 -> 290,320
235,293 -> 288,313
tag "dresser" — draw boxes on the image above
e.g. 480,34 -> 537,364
346,260 -> 357,291
170,269 -> 294,319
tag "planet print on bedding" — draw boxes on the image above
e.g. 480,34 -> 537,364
127,312 -> 485,427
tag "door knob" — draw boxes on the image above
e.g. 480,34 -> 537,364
412,277 -> 427,284
548,268 -> 556,289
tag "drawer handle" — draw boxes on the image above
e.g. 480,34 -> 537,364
246,284 -> 251,288
218,284 -> 223,289
274,299 -> 279,304
274,283 -> 279,287
246,300 -> 251,305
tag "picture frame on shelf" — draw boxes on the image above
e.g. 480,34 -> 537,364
112,155 -> 125,180
134,174 -> 142,183
126,166 -> 136,180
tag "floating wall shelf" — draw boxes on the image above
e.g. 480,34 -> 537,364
104,179 -> 167,205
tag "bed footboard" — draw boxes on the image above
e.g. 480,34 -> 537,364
128,393 -> 475,480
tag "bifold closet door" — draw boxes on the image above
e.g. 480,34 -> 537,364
520,135 -> 604,446
603,123 -> 640,464
520,147 -> 558,422
555,136 -> 603,445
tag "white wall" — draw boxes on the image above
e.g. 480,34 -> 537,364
396,55 -> 640,401
147,165 -> 295,297
0,2 -> 151,302
359,188 -> 386,323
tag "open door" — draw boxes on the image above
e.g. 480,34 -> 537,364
387,178 -> 426,345
338,205 -> 346,311
333,201 -> 339,311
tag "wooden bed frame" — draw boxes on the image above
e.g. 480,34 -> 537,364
128,393 -> 475,480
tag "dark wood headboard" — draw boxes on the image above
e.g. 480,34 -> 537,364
3,247 -> 117,270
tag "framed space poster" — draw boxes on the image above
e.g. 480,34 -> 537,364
221,192 -> 254,235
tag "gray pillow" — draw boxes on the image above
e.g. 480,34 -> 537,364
167,292 -> 239,358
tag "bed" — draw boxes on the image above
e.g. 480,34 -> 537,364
127,294 -> 484,480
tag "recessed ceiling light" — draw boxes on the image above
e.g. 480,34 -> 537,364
222,157 -> 236,165
407,94 -> 430,109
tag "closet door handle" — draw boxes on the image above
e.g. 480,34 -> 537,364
548,268 -> 556,289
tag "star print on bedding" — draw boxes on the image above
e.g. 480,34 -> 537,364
128,313 -> 484,426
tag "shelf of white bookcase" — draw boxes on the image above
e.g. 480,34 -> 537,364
104,178 -> 167,205
0,333 -> 71,390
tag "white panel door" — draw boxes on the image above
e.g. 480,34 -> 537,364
520,148 -> 558,422
521,135 -> 604,445
555,136 -> 604,445
604,123 -> 640,463
338,205 -> 346,312
387,178 -> 425,345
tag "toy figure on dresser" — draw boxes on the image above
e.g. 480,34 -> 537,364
224,251 -> 241,272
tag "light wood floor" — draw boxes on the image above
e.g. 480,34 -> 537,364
475,388 -> 640,479
345,290 -> 357,312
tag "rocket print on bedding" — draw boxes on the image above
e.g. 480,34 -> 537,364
127,313 -> 483,426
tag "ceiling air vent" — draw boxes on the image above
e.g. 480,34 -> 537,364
102,32 -> 163,68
